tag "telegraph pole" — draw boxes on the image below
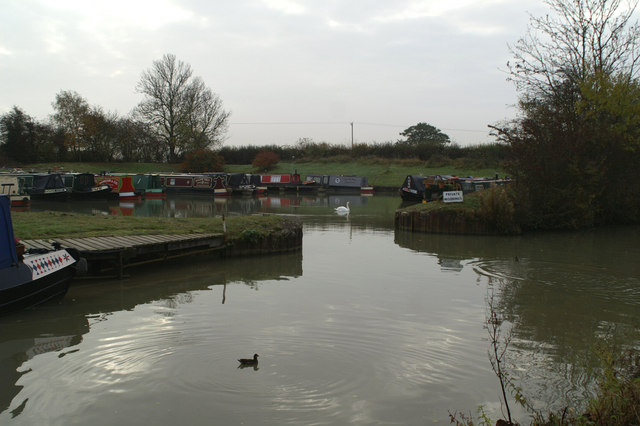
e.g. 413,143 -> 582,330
350,122 -> 354,149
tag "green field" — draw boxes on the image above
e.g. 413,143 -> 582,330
12,161 -> 503,188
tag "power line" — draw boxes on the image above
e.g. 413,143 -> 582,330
231,121 -> 348,125
230,120 -> 487,133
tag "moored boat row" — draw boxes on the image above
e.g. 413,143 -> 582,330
0,170 -> 376,205
399,174 -> 512,202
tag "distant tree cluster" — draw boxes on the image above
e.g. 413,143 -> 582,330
0,54 -> 230,165
218,138 -> 506,169
495,0 -> 640,228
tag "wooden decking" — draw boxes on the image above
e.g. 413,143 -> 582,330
21,233 -> 226,278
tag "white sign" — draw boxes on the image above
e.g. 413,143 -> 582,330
443,191 -> 464,203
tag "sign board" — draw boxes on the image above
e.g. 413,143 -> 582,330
443,191 -> 464,203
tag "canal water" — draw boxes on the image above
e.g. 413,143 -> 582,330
2,194 -> 639,425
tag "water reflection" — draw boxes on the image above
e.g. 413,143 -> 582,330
30,193 -> 405,231
0,251 -> 302,419
0,311 -> 89,414
395,226 -> 640,410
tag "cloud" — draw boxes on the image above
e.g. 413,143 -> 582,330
39,0 -> 195,31
0,0 -> 546,145
261,0 -> 308,15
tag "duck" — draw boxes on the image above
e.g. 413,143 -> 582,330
238,353 -> 259,365
335,201 -> 350,214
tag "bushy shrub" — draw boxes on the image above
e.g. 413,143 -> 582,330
477,186 -> 519,234
180,149 -> 225,172
252,150 -> 280,172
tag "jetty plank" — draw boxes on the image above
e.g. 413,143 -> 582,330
93,236 -> 138,248
122,235 -> 164,245
60,238 -> 115,251
21,239 -> 53,250
21,233 -> 226,278
49,238 -> 96,251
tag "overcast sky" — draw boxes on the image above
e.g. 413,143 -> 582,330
1,0 -> 549,147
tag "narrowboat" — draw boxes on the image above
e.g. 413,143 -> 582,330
399,175 -> 463,202
95,174 -> 141,200
133,174 -> 166,199
259,172 -> 320,192
63,173 -> 113,199
305,174 -> 373,194
27,173 -> 70,201
247,174 -> 267,195
0,195 -> 80,314
160,173 -> 216,194
227,173 -> 266,196
459,176 -> 510,192
205,173 -> 232,196
0,176 -> 30,207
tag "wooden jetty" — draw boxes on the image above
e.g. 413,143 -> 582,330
20,234 -> 226,278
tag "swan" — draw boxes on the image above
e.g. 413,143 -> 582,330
238,353 -> 259,365
335,201 -> 350,214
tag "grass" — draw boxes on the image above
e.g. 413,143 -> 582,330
398,186 -> 521,235
400,191 -> 484,213
11,210 -> 290,240
10,160 -> 503,188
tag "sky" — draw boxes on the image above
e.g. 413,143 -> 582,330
0,0 -> 549,148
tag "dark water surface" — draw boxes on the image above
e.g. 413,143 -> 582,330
2,194 -> 639,425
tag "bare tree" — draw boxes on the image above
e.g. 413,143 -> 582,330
508,0 -> 640,98
135,53 -> 230,162
181,77 -> 230,153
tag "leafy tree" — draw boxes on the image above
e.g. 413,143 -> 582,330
496,0 -> 640,229
135,53 -> 230,162
113,118 -> 164,162
51,90 -> 91,160
0,107 -> 60,163
1,107 -> 38,162
399,122 -> 450,146
252,150 -> 280,172
81,107 -> 120,161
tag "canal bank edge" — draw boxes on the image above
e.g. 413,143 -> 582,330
223,216 -> 302,256
395,190 -> 522,235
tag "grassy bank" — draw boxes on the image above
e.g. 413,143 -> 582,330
11,210 -> 293,240
396,187 -> 520,234
11,160 -> 503,188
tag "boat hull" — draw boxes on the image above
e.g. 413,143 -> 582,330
0,250 -> 78,314
70,187 -> 114,199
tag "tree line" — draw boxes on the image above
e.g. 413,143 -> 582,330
219,138 -> 505,167
1,85 -> 504,168
1,54 -> 230,164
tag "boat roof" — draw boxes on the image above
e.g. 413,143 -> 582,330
0,195 -> 18,269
